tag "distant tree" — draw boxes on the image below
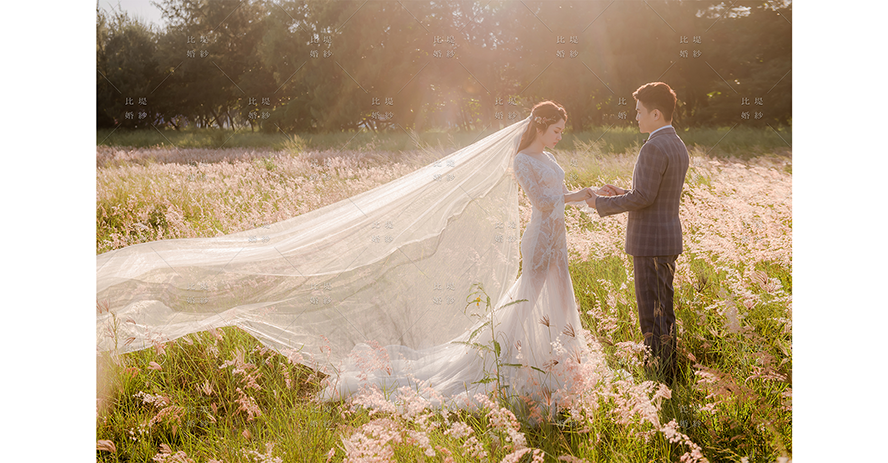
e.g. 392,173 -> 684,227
97,0 -> 791,132
96,8 -> 163,129
151,0 -> 275,130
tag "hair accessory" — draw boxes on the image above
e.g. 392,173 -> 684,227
533,115 -> 555,125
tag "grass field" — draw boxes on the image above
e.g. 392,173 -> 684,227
96,134 -> 792,462
96,125 -> 792,160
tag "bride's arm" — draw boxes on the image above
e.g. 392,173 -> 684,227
515,156 -> 562,213
564,184 -> 599,214
563,184 -> 592,204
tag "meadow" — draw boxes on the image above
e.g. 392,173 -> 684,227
96,125 -> 791,161
96,129 -> 792,462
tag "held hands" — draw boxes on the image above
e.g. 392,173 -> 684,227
597,184 -> 626,196
566,185 -> 625,204
576,187 -> 603,200
579,185 -> 623,199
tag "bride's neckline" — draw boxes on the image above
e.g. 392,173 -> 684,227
518,150 -> 552,161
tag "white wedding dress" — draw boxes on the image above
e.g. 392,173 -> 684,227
322,150 -> 595,409
96,117 -> 598,412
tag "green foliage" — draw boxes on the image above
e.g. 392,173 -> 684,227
569,251 -> 792,460
97,0 -> 792,132
96,8 -> 163,129
96,326 -> 340,462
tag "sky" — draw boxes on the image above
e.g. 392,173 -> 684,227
98,0 -> 167,28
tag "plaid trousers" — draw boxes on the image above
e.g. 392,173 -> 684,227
633,255 -> 678,378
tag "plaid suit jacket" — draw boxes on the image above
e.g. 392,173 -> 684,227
595,126 -> 689,256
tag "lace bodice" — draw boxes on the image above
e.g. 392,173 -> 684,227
513,151 -> 568,276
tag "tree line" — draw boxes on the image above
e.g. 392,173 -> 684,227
96,0 -> 792,133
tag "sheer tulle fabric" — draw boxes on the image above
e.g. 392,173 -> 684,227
98,120 -> 526,365
96,116 -> 596,409
324,150 -> 597,408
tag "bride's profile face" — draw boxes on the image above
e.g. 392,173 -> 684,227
536,118 -> 566,150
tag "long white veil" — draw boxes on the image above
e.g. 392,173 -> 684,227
97,117 -> 531,377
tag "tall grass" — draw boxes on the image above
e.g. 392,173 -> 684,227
96,127 -> 528,154
96,143 -> 791,462
97,125 -> 791,158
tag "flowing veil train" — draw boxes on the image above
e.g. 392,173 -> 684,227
98,117 -> 529,387
97,116 -> 603,410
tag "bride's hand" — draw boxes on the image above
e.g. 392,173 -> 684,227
600,184 -> 625,196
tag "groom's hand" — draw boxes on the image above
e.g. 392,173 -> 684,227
600,184 -> 626,196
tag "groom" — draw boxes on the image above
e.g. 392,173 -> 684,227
586,82 -> 689,382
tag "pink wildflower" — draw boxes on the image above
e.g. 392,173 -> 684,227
500,448 -> 533,463
235,387 -> 263,421
152,444 -> 194,463
242,442 -> 283,463
558,456 -> 590,463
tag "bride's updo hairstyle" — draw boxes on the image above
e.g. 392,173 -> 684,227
516,100 -> 567,155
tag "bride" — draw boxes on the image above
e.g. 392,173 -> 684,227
96,100 -> 601,415
322,101 -> 599,411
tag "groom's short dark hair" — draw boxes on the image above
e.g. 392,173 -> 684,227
633,82 -> 677,122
